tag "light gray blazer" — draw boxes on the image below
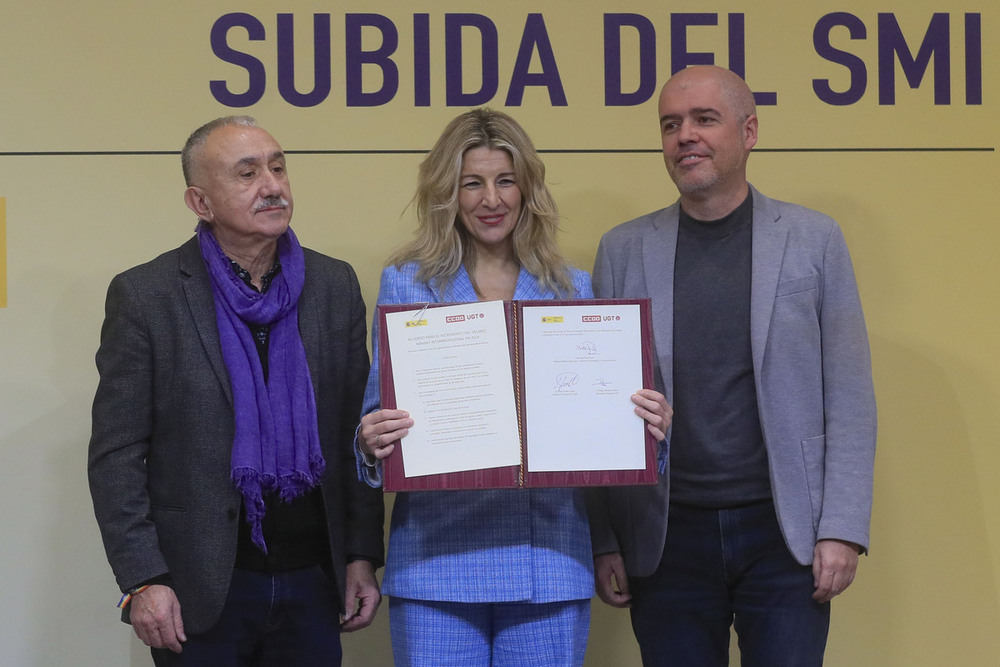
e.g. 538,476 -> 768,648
587,186 -> 876,574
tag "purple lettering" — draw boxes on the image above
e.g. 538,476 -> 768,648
505,14 -> 566,106
671,13 -> 717,73
603,13 -> 656,106
813,12 -> 868,106
210,13 -> 267,107
345,13 -> 399,107
726,14 -> 776,106
878,13 -> 950,105
276,14 -> 331,107
445,14 -> 499,106
413,14 -> 431,106
965,13 -> 982,105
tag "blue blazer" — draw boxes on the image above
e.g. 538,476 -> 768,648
359,262 -> 595,603
587,186 -> 877,574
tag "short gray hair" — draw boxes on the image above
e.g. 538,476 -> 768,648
181,115 -> 257,185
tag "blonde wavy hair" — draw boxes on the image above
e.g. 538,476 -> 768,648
387,108 -> 574,297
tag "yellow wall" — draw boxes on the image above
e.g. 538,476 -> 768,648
1,1 -> 997,664
1,197 -> 6,308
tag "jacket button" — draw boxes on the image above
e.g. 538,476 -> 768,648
227,508 -> 238,521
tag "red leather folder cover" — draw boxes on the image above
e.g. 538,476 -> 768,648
378,299 -> 657,492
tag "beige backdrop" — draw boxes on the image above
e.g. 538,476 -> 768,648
1,1 -> 998,665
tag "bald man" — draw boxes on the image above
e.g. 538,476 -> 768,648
587,66 -> 876,665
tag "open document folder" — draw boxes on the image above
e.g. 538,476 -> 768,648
378,299 -> 659,491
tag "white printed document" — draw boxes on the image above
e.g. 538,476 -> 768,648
378,298 -> 657,490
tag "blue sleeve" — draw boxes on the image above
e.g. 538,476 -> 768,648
571,267 -> 594,299
354,267 -> 399,487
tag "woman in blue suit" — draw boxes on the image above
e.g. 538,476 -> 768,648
356,108 -> 670,666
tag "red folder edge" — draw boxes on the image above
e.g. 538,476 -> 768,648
378,299 -> 658,492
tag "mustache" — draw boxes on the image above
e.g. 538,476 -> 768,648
253,196 -> 290,212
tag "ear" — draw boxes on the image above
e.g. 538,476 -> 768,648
742,114 -> 759,151
184,186 -> 213,222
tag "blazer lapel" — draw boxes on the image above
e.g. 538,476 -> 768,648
179,237 -> 234,406
749,186 -> 788,376
643,206 -> 679,400
437,264 -> 479,302
438,263 -> 551,302
296,254 -> 323,399
512,266 -> 549,300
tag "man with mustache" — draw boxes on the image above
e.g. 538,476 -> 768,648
588,66 -> 877,665
88,116 -> 384,666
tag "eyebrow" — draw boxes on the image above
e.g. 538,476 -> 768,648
660,107 -> 721,123
234,151 -> 285,169
460,170 -> 516,179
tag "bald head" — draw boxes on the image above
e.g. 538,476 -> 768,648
660,66 -> 756,124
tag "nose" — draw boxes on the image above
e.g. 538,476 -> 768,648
260,168 -> 284,196
677,120 -> 697,144
482,183 -> 501,207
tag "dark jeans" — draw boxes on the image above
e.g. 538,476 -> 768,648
629,501 -> 830,667
152,566 -> 342,667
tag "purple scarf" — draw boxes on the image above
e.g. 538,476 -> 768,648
197,223 -> 325,553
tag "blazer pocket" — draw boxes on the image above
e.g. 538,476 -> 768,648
800,434 -> 826,530
150,504 -> 190,534
775,274 -> 819,297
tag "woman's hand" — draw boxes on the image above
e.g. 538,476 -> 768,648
631,389 -> 672,442
359,409 -> 414,460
